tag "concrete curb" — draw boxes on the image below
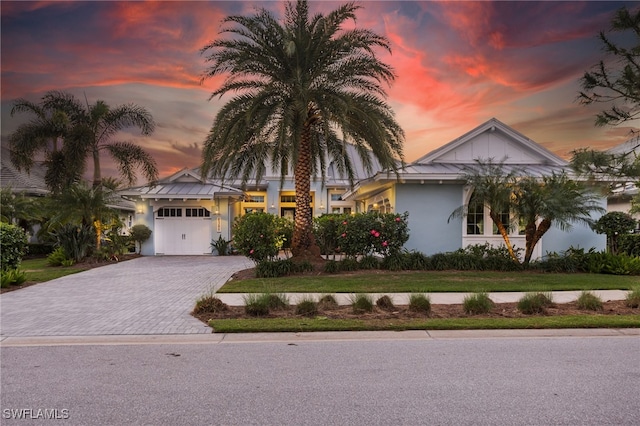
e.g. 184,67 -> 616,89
2,328 -> 638,347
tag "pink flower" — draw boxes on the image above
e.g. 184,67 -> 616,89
370,229 -> 377,235
395,217 -> 401,222
260,234 -> 263,238
249,249 -> 254,254
342,221 -> 348,225
374,232 -> 380,237
341,233 -> 346,238
382,241 -> 388,247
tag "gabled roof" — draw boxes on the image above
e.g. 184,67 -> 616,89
414,118 -> 567,167
123,167 -> 244,200
0,146 -> 49,196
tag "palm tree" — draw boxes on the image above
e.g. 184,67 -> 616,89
200,0 -> 404,258
9,91 -> 158,190
449,160 -> 521,262
9,93 -> 83,193
514,173 -> 605,264
45,182 -> 119,250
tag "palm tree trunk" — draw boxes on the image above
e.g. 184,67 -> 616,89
524,219 -> 551,265
291,125 -> 321,259
489,211 -> 520,263
92,147 -> 102,189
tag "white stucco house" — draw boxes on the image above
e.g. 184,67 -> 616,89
123,118 -> 606,257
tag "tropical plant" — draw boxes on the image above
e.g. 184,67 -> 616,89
0,188 -> 44,233
50,224 -> 95,263
8,92 -> 82,193
577,6 -> 640,127
9,90 -> 157,191
514,173 -> 605,264
449,159 -> 520,262
200,0 -> 404,259
130,224 -> 152,254
0,223 -> 29,271
592,211 -> 637,254
46,182 -> 119,249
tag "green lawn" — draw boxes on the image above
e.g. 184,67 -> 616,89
21,258 -> 87,282
209,315 -> 640,333
218,270 -> 637,293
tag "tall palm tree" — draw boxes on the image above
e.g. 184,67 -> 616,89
9,93 -> 83,193
514,173 -> 605,265
200,0 -> 404,258
449,160 -> 521,262
9,91 -> 158,190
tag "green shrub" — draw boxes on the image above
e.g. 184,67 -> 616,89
47,247 -> 69,267
404,251 -> 431,270
0,222 -> 29,271
380,253 -> 406,271
517,292 -> 554,314
376,295 -> 396,311
358,255 -> 380,270
323,260 -> 340,274
1,268 -> 27,288
51,223 -> 94,262
318,294 -> 339,310
592,212 -> 637,254
619,234 -> 640,257
585,252 -> 640,275
265,293 -> 289,310
193,295 -> 229,314
338,257 -> 360,272
243,294 -> 271,316
130,224 -> 152,254
232,212 -> 290,263
575,291 -> 603,311
295,297 -> 318,317
408,293 -> 431,315
463,292 -> 494,315
26,243 -> 54,256
255,259 -> 314,278
625,287 -> 640,308
210,235 -> 230,256
351,294 -> 374,314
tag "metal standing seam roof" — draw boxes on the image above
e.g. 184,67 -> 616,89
399,163 -> 568,179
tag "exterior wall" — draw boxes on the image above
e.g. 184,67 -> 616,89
395,183 -> 463,255
540,197 -> 607,255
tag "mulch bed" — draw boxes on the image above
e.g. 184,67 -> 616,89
192,300 -> 638,324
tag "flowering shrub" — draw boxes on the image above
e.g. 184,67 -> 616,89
314,211 -> 409,258
232,212 -> 292,263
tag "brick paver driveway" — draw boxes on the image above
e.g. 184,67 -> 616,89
0,256 -> 253,338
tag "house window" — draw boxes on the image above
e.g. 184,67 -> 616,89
157,208 -> 182,217
247,195 -> 264,203
466,203 -> 484,235
185,208 -> 211,217
343,207 -> 352,215
244,208 -> 264,214
280,195 -> 296,203
330,194 -> 342,201
332,207 -> 341,214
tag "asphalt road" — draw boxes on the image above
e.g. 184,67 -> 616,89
1,334 -> 639,425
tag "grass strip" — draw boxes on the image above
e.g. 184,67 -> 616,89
21,258 -> 87,283
219,271 -> 637,293
209,315 -> 640,333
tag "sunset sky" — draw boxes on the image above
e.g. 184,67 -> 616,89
2,1 -> 639,183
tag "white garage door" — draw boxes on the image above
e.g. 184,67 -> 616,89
154,207 -> 212,255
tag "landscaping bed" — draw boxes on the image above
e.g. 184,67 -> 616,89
193,300 -> 640,327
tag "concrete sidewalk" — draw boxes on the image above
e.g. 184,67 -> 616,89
215,290 -> 631,306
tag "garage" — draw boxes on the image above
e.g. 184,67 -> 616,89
154,207 -> 212,255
